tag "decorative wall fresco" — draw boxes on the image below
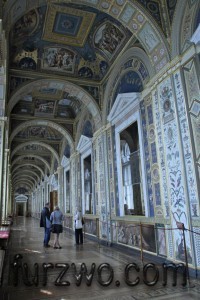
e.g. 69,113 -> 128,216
107,130 -> 115,216
156,223 -> 167,256
64,215 -> 73,229
110,58 -> 149,110
174,69 -> 199,217
193,227 -> 200,267
153,90 -> 169,217
117,221 -> 156,253
4,0 -> 199,269
140,100 -> 154,217
158,77 -> 192,263
83,218 -> 97,236
113,70 -> 143,102
183,60 -> 200,182
81,120 -> 92,138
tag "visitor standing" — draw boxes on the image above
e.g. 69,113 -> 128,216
74,206 -> 83,245
40,202 -> 51,248
50,206 -> 63,249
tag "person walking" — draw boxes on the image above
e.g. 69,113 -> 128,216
74,206 -> 83,245
40,202 -> 51,248
50,206 -> 63,249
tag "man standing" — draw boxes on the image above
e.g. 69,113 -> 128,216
74,206 -> 83,245
40,202 -> 51,247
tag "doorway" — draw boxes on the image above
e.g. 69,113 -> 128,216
50,190 -> 58,212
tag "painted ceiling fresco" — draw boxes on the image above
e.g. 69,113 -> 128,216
9,4 -> 131,81
3,0 -> 178,192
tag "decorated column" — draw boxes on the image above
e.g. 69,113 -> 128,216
156,76 -> 193,263
57,166 -> 64,211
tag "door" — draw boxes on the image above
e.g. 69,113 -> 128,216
50,190 -> 58,212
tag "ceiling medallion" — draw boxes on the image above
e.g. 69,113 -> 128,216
43,5 -> 96,47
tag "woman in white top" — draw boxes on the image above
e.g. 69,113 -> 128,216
74,206 -> 83,245
50,206 -> 63,249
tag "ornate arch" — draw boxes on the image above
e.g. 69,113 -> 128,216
12,174 -> 38,186
12,163 -> 45,178
171,0 -> 200,57
13,179 -> 35,189
12,155 -> 51,172
9,119 -> 74,151
7,79 -> 102,133
12,169 -> 40,183
11,141 -> 60,164
75,109 -> 95,147
102,46 -> 153,124
13,183 -> 33,191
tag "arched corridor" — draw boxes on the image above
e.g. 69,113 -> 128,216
0,0 -> 200,297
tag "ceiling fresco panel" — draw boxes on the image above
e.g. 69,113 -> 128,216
94,21 -> 125,59
42,47 -> 76,73
11,9 -> 39,41
138,22 -> 160,53
43,5 -> 96,47
34,99 -> 55,116
9,76 -> 33,96
119,3 -> 135,24
15,126 -> 63,141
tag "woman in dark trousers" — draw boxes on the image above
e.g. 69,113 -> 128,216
40,202 -> 51,247
74,207 -> 83,245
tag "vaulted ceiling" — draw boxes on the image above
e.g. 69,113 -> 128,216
2,0 -> 179,195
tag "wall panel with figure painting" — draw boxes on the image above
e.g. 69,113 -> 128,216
83,218 -> 97,236
117,221 -> 156,253
156,223 -> 167,256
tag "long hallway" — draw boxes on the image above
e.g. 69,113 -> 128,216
0,217 -> 200,300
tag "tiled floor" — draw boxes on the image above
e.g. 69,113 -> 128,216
0,217 -> 199,300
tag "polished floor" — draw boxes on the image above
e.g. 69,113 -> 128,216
0,217 -> 200,300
